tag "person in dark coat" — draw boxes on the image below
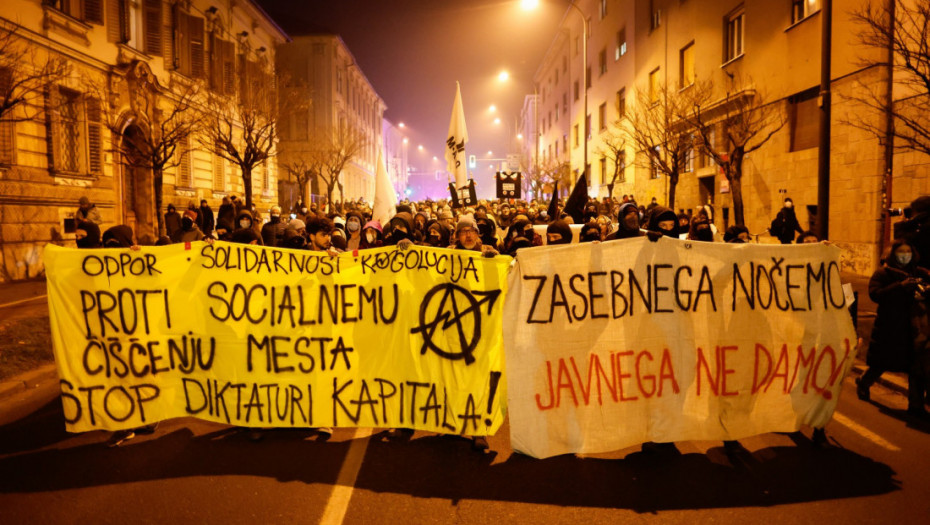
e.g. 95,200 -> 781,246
857,239 -> 930,417
75,222 -> 101,249
893,195 -> 930,270
261,206 -> 287,248
164,204 -> 182,239
102,225 -> 135,248
232,210 -> 263,245
171,210 -> 206,243
580,223 -> 602,242
385,212 -> 416,246
606,202 -> 644,241
770,198 -> 804,244
200,200 -> 215,237
546,219 -> 573,245
217,196 -> 236,227
646,206 -> 680,238
424,221 -> 451,248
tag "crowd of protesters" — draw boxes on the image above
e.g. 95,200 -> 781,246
68,191 -> 930,447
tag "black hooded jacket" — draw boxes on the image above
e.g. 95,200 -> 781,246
606,202 -> 644,240
102,225 -> 134,248
646,206 -> 680,238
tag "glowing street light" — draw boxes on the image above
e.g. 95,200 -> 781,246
517,133 -> 523,140
487,150 -> 493,156
417,145 -> 424,151
494,117 -> 501,125
402,137 -> 409,144
489,104 -> 497,113
498,70 -> 510,82
398,122 -> 405,128
520,0 -> 539,10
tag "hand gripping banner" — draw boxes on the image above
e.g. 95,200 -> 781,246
44,243 -> 510,435
502,237 -> 857,459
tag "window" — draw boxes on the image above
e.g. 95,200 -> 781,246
575,35 -> 580,56
599,48 -> 607,76
586,66 -> 591,89
599,0 -> 608,19
598,103 -> 607,131
792,0 -> 821,24
59,89 -> 82,173
725,7 -> 745,62
85,96 -> 102,174
586,114 -> 591,139
684,142 -> 695,173
174,9 -> 205,78
563,93 -> 568,115
213,153 -> 225,191
177,138 -> 192,188
617,88 -> 626,117
600,157 -> 607,184
618,154 -> 626,182
57,0 -> 104,24
563,134 -> 568,154
574,80 -> 580,101
210,36 -> 236,95
680,42 -> 695,88
649,68 -> 660,104
651,1 -> 661,30
555,141 -> 559,158
615,28 -> 627,60
574,124 -> 579,147
143,0 -> 163,56
789,88 -> 819,151
562,55 -> 568,73
554,104 -> 559,122
651,146 -> 661,179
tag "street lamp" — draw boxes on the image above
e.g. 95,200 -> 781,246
523,0 -> 588,186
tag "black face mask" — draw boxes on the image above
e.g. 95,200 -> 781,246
182,217 -> 193,230
389,229 -> 409,244
694,226 -> 713,242
583,232 -> 601,242
285,235 -> 306,249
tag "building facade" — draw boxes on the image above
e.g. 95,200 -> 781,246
382,119 -> 409,198
0,0 -> 287,282
526,0 -> 929,275
276,34 -> 385,208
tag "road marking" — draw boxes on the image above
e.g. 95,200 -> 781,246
319,428 -> 372,525
832,411 -> 901,452
0,294 -> 47,309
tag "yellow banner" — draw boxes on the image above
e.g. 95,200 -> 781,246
44,243 -> 510,435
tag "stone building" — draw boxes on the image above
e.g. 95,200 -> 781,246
526,0 -> 930,275
382,118 -> 409,198
276,34 -> 386,207
0,0 -> 287,282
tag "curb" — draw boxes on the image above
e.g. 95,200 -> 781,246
0,364 -> 58,403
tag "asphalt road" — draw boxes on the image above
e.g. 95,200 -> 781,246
0,375 -> 927,525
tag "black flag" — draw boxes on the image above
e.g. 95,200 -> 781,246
546,181 -> 559,222
449,182 -> 461,208
563,171 -> 588,224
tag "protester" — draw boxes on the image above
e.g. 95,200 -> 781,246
282,219 -> 308,249
606,202 -> 644,241
546,219 -> 573,245
217,196 -> 236,228
171,210 -> 206,243
200,199 -> 215,237
261,206 -> 287,248
893,195 -> 930,269
857,239 -> 930,418
231,210 -> 262,245
360,220 -> 384,249
723,225 -> 750,243
74,222 -> 101,249
164,204 -> 182,239
580,223 -> 602,243
770,198 -> 804,244
687,214 -> 714,242
425,221 -> 451,248
646,206 -> 680,238
385,212 -> 416,246
75,196 -> 103,227
345,211 -> 364,251
797,231 -> 820,244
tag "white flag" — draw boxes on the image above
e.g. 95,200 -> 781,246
372,148 -> 398,228
445,82 -> 469,189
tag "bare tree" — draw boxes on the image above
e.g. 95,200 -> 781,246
597,124 -> 627,200
200,62 -> 279,208
682,78 -> 786,226
846,0 -> 930,156
279,149 -> 320,206
86,79 -> 203,236
0,25 -> 70,123
307,124 -> 368,212
621,85 -> 700,208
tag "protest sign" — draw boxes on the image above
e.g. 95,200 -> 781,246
503,237 -> 857,459
44,243 -> 510,435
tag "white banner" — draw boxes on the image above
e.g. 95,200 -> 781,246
503,237 -> 857,459
445,82 -> 469,189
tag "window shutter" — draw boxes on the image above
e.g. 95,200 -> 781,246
144,0 -> 163,57
83,0 -> 104,24
212,154 -> 224,190
222,40 -> 236,96
178,141 -> 191,187
85,97 -> 103,174
0,119 -> 13,165
45,88 -> 62,172
172,4 -> 188,71
105,0 -> 121,42
189,15 -> 205,79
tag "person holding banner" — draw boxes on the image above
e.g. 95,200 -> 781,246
605,202 -> 644,241
857,239 -> 930,418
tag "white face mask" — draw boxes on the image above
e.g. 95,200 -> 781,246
347,221 -> 360,232
896,253 -> 913,266
365,231 -> 376,243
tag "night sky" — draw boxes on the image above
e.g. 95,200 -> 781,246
257,0 -> 563,180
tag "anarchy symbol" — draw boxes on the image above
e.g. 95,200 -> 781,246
410,284 -> 501,365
